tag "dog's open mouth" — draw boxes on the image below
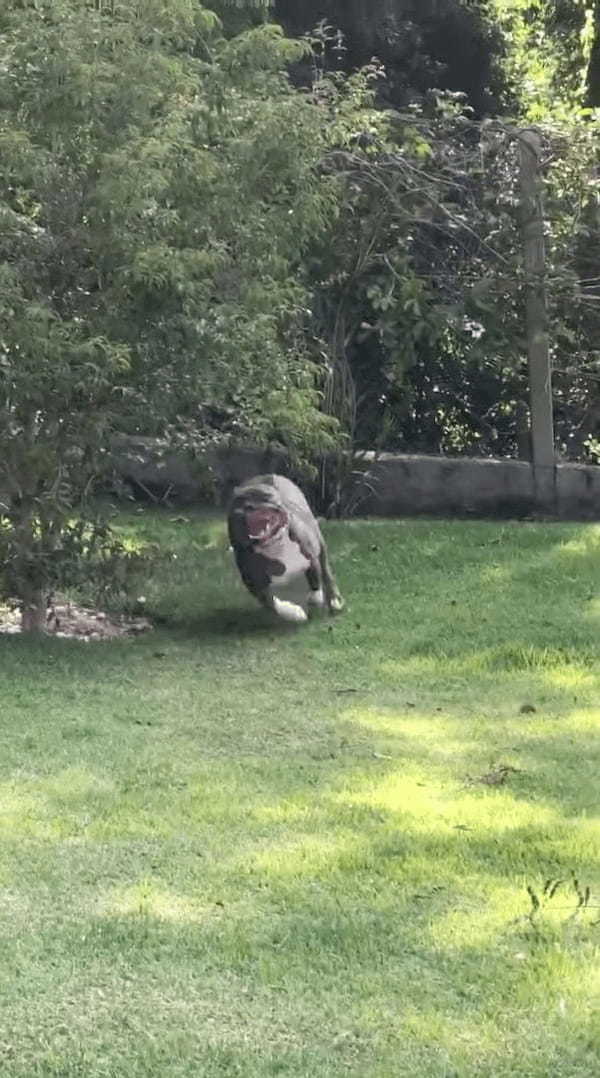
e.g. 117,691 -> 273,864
246,507 -> 286,543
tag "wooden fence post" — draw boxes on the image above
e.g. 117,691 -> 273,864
518,128 -> 556,512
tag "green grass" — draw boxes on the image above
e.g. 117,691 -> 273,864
1,508 -> 600,1077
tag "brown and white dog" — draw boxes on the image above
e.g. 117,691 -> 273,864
227,474 -> 344,623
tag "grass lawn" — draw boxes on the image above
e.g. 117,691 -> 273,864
1,508 -> 600,1077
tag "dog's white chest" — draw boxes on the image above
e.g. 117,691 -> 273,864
264,529 -> 310,594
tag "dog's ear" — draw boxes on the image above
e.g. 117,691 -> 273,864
227,505 -> 250,549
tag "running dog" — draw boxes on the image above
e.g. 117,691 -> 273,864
227,474 -> 344,623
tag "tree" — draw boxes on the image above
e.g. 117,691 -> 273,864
0,0 -> 373,627
304,74 -> 600,480
274,0 -> 506,115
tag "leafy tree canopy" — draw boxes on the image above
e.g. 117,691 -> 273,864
0,0 -> 384,622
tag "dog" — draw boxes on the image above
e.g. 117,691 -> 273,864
227,474 -> 344,623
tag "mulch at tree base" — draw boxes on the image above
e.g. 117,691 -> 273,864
0,599 -> 152,641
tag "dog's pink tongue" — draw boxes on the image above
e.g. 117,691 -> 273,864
247,508 -> 279,539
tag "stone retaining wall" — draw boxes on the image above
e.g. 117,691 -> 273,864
111,438 -> 600,520
350,453 -> 600,519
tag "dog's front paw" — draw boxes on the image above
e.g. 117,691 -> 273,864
307,588 -> 326,608
328,595 -> 345,615
272,598 -> 308,623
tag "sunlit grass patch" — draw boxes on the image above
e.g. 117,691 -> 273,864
95,879 -> 213,924
553,525 -> 600,557
1,511 -> 600,1076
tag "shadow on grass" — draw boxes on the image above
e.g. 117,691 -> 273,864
2,517 -> 600,1074
169,606 -> 314,639
4,513 -> 599,654
1,712 -> 599,1072
9,795 -> 600,1077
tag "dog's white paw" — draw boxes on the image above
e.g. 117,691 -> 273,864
307,588 -> 325,608
272,598 -> 308,623
329,596 -> 345,614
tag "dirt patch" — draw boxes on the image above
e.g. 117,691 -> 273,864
464,764 -> 522,788
0,599 -> 153,641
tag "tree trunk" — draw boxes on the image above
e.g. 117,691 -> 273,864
9,497 -> 49,633
585,2 -> 600,108
20,587 -> 47,633
518,128 -> 556,512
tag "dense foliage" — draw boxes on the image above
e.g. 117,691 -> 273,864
294,1 -> 600,467
275,0 -> 506,115
2,0 -> 600,620
311,102 -> 600,465
0,0 -> 373,620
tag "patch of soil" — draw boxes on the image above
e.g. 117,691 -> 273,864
465,764 -> 522,787
0,599 -> 152,641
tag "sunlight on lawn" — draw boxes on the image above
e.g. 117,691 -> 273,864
251,833 -> 358,879
582,596 -> 600,621
1,514 -> 600,1076
96,880 -> 212,924
542,664 -> 598,688
331,762 -> 558,833
378,647 -> 600,679
114,508 -> 227,552
478,562 -> 513,585
553,527 -> 600,557
0,766 -> 114,839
